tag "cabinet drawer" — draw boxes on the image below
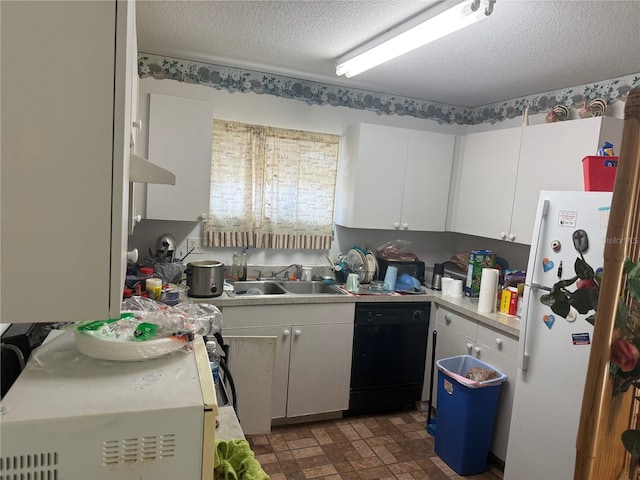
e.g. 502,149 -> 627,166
476,324 -> 518,361
436,306 -> 477,340
222,304 -> 354,328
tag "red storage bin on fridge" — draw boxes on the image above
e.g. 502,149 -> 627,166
582,155 -> 618,192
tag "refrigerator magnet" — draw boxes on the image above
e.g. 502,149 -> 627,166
542,257 -> 554,272
557,260 -> 563,278
543,314 -> 555,329
598,206 -> 611,228
551,240 -> 561,252
572,229 -> 589,253
565,306 -> 578,323
572,332 -> 591,345
558,210 -> 578,227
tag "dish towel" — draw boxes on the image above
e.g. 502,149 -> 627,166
214,439 -> 270,480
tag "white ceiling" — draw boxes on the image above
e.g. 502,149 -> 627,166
136,0 -> 640,108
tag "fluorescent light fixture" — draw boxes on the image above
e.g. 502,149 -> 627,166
336,0 -> 496,78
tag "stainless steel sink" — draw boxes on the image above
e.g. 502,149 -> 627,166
232,280 -> 347,295
280,281 -> 346,295
233,281 -> 287,295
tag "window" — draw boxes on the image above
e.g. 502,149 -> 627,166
204,120 -> 340,249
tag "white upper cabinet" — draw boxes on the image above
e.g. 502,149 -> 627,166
509,116 -> 623,243
449,127 -> 523,241
146,94 -> 215,222
449,117 -> 623,244
1,1 -> 134,323
335,123 -> 455,231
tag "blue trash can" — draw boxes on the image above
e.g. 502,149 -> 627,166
434,355 -> 507,476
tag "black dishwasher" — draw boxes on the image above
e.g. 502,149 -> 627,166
347,302 -> 430,415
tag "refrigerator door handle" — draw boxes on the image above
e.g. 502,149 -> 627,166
530,283 -> 552,292
518,198 -> 551,372
524,199 -> 550,283
518,285 -> 534,371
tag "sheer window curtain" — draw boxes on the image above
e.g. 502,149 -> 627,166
204,120 -> 340,249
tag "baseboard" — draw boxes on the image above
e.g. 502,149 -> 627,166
271,411 -> 343,427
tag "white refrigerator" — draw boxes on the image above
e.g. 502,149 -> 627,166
504,191 -> 612,479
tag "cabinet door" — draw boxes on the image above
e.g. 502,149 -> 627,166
336,123 -> 409,229
510,117 -> 624,244
474,325 -> 518,462
450,128 -> 522,240
1,1 -> 130,324
287,322 -> 354,417
147,94 -> 214,221
431,307 -> 478,406
223,326 -> 291,421
401,131 -> 455,231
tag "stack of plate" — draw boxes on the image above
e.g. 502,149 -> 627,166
363,251 -> 378,283
74,316 -> 188,361
344,247 -> 378,284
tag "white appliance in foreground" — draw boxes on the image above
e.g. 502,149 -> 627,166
0,331 -> 218,480
504,191 -> 612,479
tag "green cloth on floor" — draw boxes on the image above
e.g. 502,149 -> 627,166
214,439 -> 270,480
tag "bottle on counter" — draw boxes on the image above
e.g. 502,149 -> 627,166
239,247 -> 248,281
137,266 -> 154,287
231,251 -> 240,281
206,339 -> 220,386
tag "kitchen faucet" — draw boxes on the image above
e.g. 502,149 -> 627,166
271,264 -> 302,280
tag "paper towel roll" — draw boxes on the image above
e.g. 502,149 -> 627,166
441,277 -> 453,297
450,279 -> 463,297
384,265 -> 398,291
478,268 -> 499,313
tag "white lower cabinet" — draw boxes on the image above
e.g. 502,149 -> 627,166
222,303 -> 355,420
431,305 -> 518,462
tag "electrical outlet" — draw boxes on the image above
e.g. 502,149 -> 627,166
187,238 -> 203,254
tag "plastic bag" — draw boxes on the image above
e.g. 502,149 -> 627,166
154,262 -> 184,284
449,252 -> 470,271
173,302 -> 223,335
375,240 -> 419,261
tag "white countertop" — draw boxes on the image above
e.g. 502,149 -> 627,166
216,405 -> 245,440
190,286 -> 521,338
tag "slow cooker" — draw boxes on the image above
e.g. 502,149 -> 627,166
185,260 -> 225,297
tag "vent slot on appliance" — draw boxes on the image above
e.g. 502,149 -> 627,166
102,434 -> 177,466
0,451 -> 59,480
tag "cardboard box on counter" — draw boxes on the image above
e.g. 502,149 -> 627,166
500,287 -> 519,315
464,250 -> 496,297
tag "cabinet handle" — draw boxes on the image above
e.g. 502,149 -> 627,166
495,338 -> 503,347
126,248 -> 138,263
199,213 -> 208,220
294,329 -> 302,337
473,346 -> 481,354
466,342 -> 473,350
500,231 -> 507,240
283,329 -> 290,337
508,233 -> 516,242
132,119 -> 143,131
393,222 -> 400,230
445,314 -> 452,324
402,223 -> 409,230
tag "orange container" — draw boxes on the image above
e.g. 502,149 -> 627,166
582,155 -> 618,192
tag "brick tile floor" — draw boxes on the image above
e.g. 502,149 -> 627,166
246,410 -> 503,480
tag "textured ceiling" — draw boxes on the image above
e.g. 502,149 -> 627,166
136,0 -> 640,108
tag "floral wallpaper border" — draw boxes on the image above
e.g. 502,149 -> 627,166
139,53 -> 639,126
